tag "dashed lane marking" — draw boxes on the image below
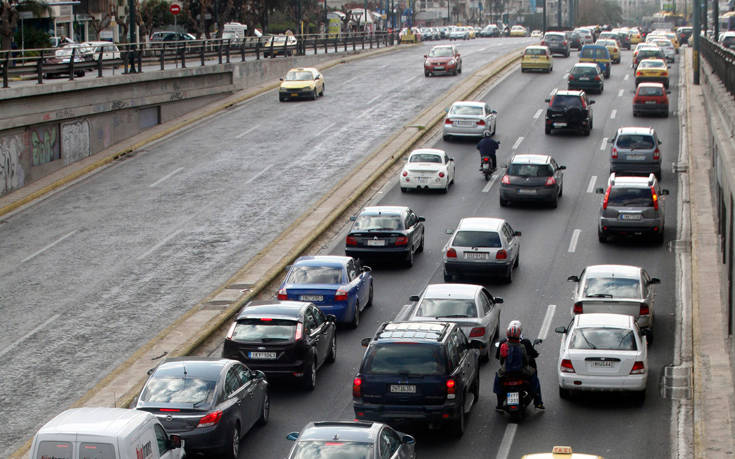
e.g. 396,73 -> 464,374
538,304 -> 557,340
482,172 -> 500,193
21,230 -> 78,263
245,164 -> 275,185
618,88 -> 625,97
137,229 -> 184,261
624,73 -> 630,81
568,229 -> 581,252
610,109 -> 617,119
533,108 -> 543,120
512,136 -> 524,150
150,167 -> 183,188
316,122 -> 337,137
235,125 -> 259,139
587,175 -> 597,193
600,137 -> 608,150
495,424 -> 518,459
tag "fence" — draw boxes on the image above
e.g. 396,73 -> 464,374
701,36 -> 735,97
0,31 -> 399,89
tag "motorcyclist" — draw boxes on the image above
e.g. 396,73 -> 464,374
493,320 -> 545,411
476,130 -> 500,171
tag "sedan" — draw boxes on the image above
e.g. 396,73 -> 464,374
406,283 -> 503,360
499,154 -> 565,208
286,421 -> 416,459
424,44 -> 462,76
442,101 -> 497,140
277,255 -> 373,328
136,357 -> 269,459
400,148 -> 455,193
222,300 -> 337,390
510,25 -> 529,37
279,67 -> 325,101
635,58 -> 669,88
345,205 -> 425,267
555,313 -> 648,402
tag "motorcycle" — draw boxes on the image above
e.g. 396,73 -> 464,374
495,338 -> 542,421
480,155 -> 495,181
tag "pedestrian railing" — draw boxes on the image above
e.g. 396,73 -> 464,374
701,36 -> 735,98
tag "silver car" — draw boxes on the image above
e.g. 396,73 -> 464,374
567,264 -> 659,343
406,283 -> 503,360
442,101 -> 497,140
443,217 -> 521,283
608,126 -> 662,179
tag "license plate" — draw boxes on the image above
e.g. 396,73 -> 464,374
518,189 -> 536,194
592,361 -> 614,368
553,122 -> 567,128
390,384 -> 416,393
579,77 -> 590,81
507,392 -> 520,405
645,101 -> 657,104
367,240 -> 386,246
300,295 -> 323,302
290,93 -> 299,97
620,213 -> 642,220
457,121 -> 473,127
248,351 -> 276,360
416,177 -> 429,183
464,252 -> 489,260
626,154 -> 645,160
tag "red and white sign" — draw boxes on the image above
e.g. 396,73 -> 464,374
169,4 -> 181,15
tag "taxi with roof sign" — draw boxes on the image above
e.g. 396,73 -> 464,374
521,445 -> 604,458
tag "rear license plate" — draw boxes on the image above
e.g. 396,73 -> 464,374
553,122 -> 567,128
248,351 -> 276,360
579,77 -> 590,81
645,101 -> 657,104
507,392 -> 520,405
457,121 -> 473,127
464,252 -> 489,260
300,295 -> 323,302
592,361 -> 614,368
620,213 -> 642,220
518,189 -> 536,194
367,240 -> 386,246
416,177 -> 429,183
627,154 -> 645,160
390,384 -> 416,393
290,93 -> 299,97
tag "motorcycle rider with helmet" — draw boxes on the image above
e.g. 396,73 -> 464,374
476,130 -> 500,171
493,320 -> 545,411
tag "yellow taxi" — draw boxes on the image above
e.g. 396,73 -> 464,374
520,45 -> 553,73
595,39 -> 620,64
278,67 -> 325,101
510,25 -> 529,37
521,445 -> 604,459
629,28 -> 642,44
635,58 -> 670,88
467,27 -> 476,39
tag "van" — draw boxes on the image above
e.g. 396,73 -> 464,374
222,22 -> 247,44
30,407 -> 185,459
579,44 -> 611,78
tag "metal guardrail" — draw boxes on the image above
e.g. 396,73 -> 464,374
701,36 -> 735,98
0,31 -> 399,89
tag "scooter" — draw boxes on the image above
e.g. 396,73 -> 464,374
495,338 -> 542,421
480,155 -> 495,181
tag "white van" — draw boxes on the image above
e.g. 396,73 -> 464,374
223,22 -> 247,44
30,407 -> 185,459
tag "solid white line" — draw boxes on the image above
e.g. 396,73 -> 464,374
235,125 -> 259,139
482,172 -> 500,193
533,108 -> 543,120
315,122 -> 337,137
600,137 -> 609,150
624,73 -> 630,81
495,424 -> 518,459
150,167 -> 183,188
137,229 -> 184,260
538,304 -> 557,341
512,136 -> 524,150
0,313 -> 62,360
587,175 -> 597,193
245,164 -> 275,185
366,95 -> 381,106
618,88 -> 625,97
22,230 -> 78,263
610,109 -> 617,119
568,229 -> 581,253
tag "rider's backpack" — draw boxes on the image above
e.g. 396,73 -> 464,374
502,341 -> 528,374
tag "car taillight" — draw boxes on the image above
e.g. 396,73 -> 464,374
501,175 -> 510,184
469,327 -> 485,337
277,287 -> 288,300
446,378 -> 456,399
197,410 -> 223,428
496,249 -> 508,260
573,302 -> 583,314
560,359 -> 575,373
563,40 -> 568,45
568,74 -> 575,80
445,118 -> 453,125
594,74 -> 601,81
602,186 -> 611,209
335,288 -> 348,302
545,176 -> 556,186
611,147 -> 618,159
346,235 -> 357,246
446,248 -> 457,258
353,377 -> 362,398
476,119 -> 486,126
402,171 -> 408,177
651,186 -> 659,210
640,303 -> 650,315
395,236 -> 408,246
483,157 -> 490,162
438,171 -> 445,178
636,71 -> 642,76
653,147 -> 660,160
226,322 -> 236,340
541,40 -> 546,45
630,361 -> 646,374
633,96 -> 641,104
294,322 -> 304,341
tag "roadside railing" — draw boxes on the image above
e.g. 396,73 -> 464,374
701,36 -> 735,98
0,31 -> 399,89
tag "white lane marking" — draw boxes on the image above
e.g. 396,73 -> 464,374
22,230 -> 78,263
610,109 -> 617,119
235,125 -> 259,139
587,175 -> 597,193
624,73 -> 630,81
137,229 -> 184,260
618,88 -> 625,97
245,164 -> 275,185
568,229 -> 581,253
562,72 -> 569,80
533,108 -> 543,120
512,136 -> 524,150
538,304 -> 557,340
405,74 -> 420,84
600,137 -> 608,150
495,424 -> 518,459
0,313 -> 62,360
482,172 -> 500,193
150,167 -> 183,188
316,122 -> 337,137
342,75 -> 359,86
366,95 -> 381,106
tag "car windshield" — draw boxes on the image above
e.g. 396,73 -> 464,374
570,327 -> 638,351
583,276 -> 641,298
452,230 -> 501,248
524,48 -> 546,55
286,265 -> 343,284
410,153 -> 442,163
551,95 -> 583,109
417,298 -> 477,318
286,71 -> 314,81
608,187 -> 654,206
231,319 -> 297,343
364,343 -> 445,375
450,105 -> 484,116
616,134 -> 655,149
352,214 -> 404,231
429,47 -> 453,57
507,164 -> 553,177
638,86 -> 664,96
139,376 -> 216,406
290,441 -> 373,459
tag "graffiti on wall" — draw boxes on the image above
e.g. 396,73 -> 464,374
62,120 -> 90,166
30,124 -> 60,166
0,134 -> 25,196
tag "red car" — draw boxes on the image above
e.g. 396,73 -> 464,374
424,44 -> 462,77
633,82 -> 669,117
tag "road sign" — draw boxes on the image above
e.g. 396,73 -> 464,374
170,4 -> 180,15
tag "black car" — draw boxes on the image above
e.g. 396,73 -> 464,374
286,421 -> 416,458
345,205 -> 426,267
568,31 -> 583,49
544,89 -> 595,136
222,300 -> 337,390
136,357 -> 269,459
353,321 -> 482,437
499,154 -> 566,208
541,31 -> 570,57
567,63 -> 604,94
479,24 -> 501,37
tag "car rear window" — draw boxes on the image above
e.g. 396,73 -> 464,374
638,86 -> 664,96
608,187 -> 654,207
507,164 -> 553,177
410,153 -> 442,163
450,105 -> 484,116
583,276 -> 641,298
416,298 -> 477,318
36,441 -> 72,459
639,50 -> 663,59
550,95 -> 583,109
290,441 -> 373,459
615,134 -> 655,149
524,48 -> 546,55
640,60 -> 665,69
231,319 -> 297,343
571,66 -> 598,76
287,266 -> 342,284
139,376 -> 216,407
452,230 -> 501,248
364,343 -> 445,375
580,47 -> 596,58
79,442 -> 116,459
543,34 -> 563,41
570,327 -> 637,350
353,214 -> 404,231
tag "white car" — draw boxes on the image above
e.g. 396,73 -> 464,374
555,313 -> 648,402
400,148 -> 455,193
649,38 -> 675,62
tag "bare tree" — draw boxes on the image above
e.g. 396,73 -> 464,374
0,0 -> 48,50
89,2 -> 114,40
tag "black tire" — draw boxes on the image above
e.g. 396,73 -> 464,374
425,71 -> 430,77
443,134 -> 451,141
417,236 -> 425,253
504,264 -> 513,284
521,67 -> 526,73
351,302 -> 361,329
400,187 -> 408,193
366,282 -> 374,307
472,375 -> 480,402
550,194 -> 559,208
646,329 -> 654,346
320,85 -> 325,96
598,229 -> 607,243
513,252 -> 519,268
492,121 -> 497,136
458,64 -> 462,74
634,390 -> 646,405
450,400 -> 466,438
443,270 -> 455,282
442,183 -> 449,193
499,197 -> 509,207
559,387 -> 572,400
312,89 -> 318,100
405,248 -> 414,268
326,333 -> 337,363
257,391 -> 270,426
279,95 -> 285,102
545,125 -> 551,135
303,355 -> 317,390
223,423 -> 240,459
584,126 -> 591,136
558,184 -> 563,197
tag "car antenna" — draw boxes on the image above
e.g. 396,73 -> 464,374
183,365 -> 188,378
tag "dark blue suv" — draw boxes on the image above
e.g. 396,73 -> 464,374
352,321 -> 482,437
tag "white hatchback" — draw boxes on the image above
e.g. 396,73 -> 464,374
555,313 -> 647,402
400,148 -> 455,193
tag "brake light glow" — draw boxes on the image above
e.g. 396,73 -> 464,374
560,359 -> 575,373
602,186 -> 611,209
446,248 -> 457,258
260,318 -> 273,321
160,408 -> 180,412
636,71 -> 642,76
346,236 -> 357,246
630,361 -> 646,374
445,118 -> 453,125
573,302 -> 583,314
294,322 -> 304,341
496,249 -> 508,260
277,288 -> 288,300
611,147 -> 618,159
197,410 -> 223,428
651,186 -> 659,210
594,74 -> 601,81
402,171 -> 408,177
568,74 -> 575,80
483,157 -> 490,162
476,119 -> 486,126
446,378 -> 456,399
226,322 -> 236,340
395,236 -> 409,246
653,147 -> 660,160
438,172 -> 445,178
501,175 -> 510,185
545,176 -> 556,186
640,303 -> 650,315
540,40 -> 546,46
335,288 -> 348,302
469,327 -> 485,337
563,40 -> 568,45
352,377 -> 362,398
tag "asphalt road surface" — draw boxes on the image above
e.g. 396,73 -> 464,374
0,37 -> 535,456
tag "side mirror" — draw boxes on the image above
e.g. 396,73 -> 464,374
445,108 -> 449,113
456,53 -> 460,57
349,216 -> 357,221
514,231 -> 522,237
361,337 -> 372,347
567,275 -> 580,282
279,78 -> 284,81
449,157 -> 455,161
558,165 -> 567,170
326,314 -> 337,322
409,295 -> 420,302
544,97 -> 550,103
666,90 -> 672,94
649,277 -> 661,285
491,109 -> 497,114
661,189 -> 670,195
418,216 -> 426,222
493,296 -> 504,304
595,187 -> 605,194
658,140 -> 663,145
424,54 -> 428,58
445,228 -> 454,234
554,326 -> 567,334
168,434 -> 182,449
361,265 -> 372,273
402,434 -> 416,445
286,432 -> 299,441
589,100 -> 596,104
532,338 -> 542,346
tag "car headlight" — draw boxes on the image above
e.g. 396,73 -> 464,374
449,59 -> 456,65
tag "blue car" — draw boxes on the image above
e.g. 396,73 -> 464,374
278,255 -> 373,328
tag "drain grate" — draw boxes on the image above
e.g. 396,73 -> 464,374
672,162 -> 689,173
660,364 -> 692,400
667,239 -> 691,253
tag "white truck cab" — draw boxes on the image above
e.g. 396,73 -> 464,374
30,407 -> 184,459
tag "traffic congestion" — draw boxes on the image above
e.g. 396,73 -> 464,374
22,22 -> 682,459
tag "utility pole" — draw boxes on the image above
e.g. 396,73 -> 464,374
703,0 -> 708,36
567,0 -> 573,27
128,0 -> 136,73
542,0 -> 546,33
556,0 -> 561,28
693,0 -> 701,84
714,0 -> 719,40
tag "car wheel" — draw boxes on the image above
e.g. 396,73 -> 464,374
257,391 -> 270,425
472,375 -> 480,402
425,71 -> 430,77
405,248 -> 414,268
451,399 -> 466,438
513,252 -> 519,268
366,282 -> 374,307
326,333 -> 337,363
584,126 -> 591,136
443,134 -> 451,141
559,387 -> 572,400
279,95 -> 285,102
480,346 -> 490,363
503,264 -> 513,284
303,354 -> 317,390
452,68 -> 457,76
442,182 -> 449,193
351,302 -> 361,329
417,235 -> 425,253
646,330 -> 654,346
550,193 -> 559,208
633,111 -> 638,117
521,67 -> 526,73
320,85 -> 325,96
400,187 -> 408,193
492,120 -> 497,136
598,229 -> 608,243
499,197 -> 509,207
558,184 -> 563,197
458,64 -> 462,74
312,89 -> 318,100
443,270 -> 455,282
545,125 -> 551,135
633,390 -> 646,405
224,423 -> 240,459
